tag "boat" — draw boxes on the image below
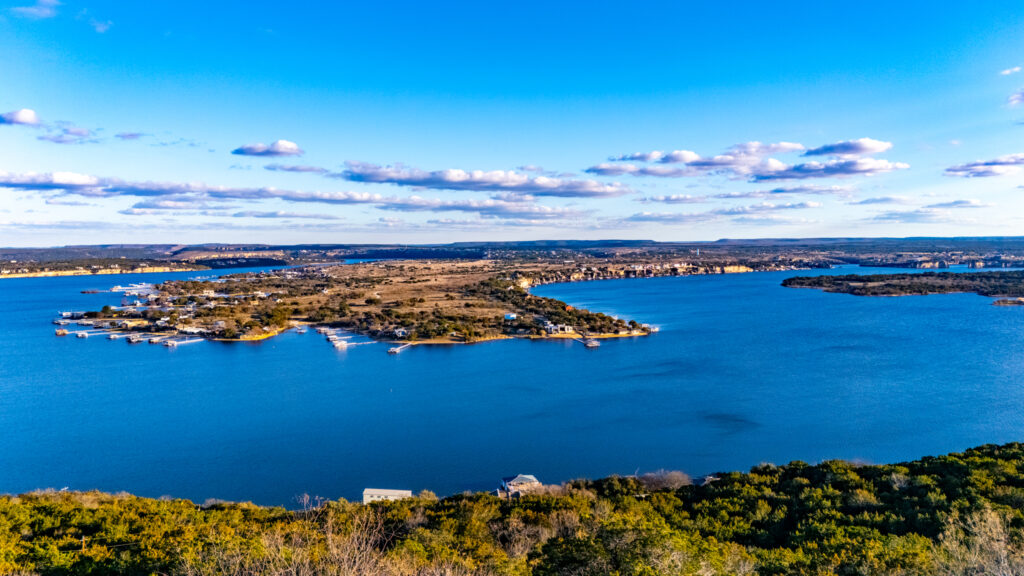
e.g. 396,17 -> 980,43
164,340 -> 178,347
127,335 -> 146,343
333,340 -> 349,349
583,339 -> 600,348
76,332 -> 90,338
55,329 -> 68,336
296,326 -> 307,334
388,347 -> 401,354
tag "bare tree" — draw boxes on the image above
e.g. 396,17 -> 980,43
935,506 -> 1024,576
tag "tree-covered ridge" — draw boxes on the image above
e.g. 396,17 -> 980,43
782,270 -> 1024,297
5,444 -> 1024,575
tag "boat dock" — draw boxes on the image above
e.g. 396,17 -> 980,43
388,343 -> 412,354
163,338 -> 203,347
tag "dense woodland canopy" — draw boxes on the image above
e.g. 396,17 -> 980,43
4,444 -> 1024,575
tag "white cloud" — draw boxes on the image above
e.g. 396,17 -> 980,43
265,164 -> 328,174
0,169 -> 585,222
637,194 -> 708,204
338,161 -> 630,198
1010,90 -> 1024,106
802,138 -> 893,157
590,139 -> 903,181
231,211 -> 342,220
924,199 -> 990,209
89,18 -> 112,33
849,196 -> 911,205
945,153 -> 1024,177
871,208 -> 957,224
231,139 -> 304,157
10,0 -> 58,19
753,158 -> 909,180
0,109 -> 41,126
1001,66 -> 1022,76
38,125 -> 98,144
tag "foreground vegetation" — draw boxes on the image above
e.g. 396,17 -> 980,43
782,270 -> 1024,298
6,444 -> 1024,575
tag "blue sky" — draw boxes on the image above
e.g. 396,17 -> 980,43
1,1 -> 1023,245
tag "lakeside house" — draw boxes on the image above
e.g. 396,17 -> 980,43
362,488 -> 413,504
498,474 -> 542,498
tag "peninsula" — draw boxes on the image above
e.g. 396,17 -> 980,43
68,257 -> 783,344
782,270 -> 1024,304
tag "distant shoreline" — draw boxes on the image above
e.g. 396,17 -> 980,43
0,266 -> 204,279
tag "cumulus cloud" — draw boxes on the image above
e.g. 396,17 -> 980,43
924,199 -> 990,209
590,140 -> 902,181
0,169 -> 584,222
710,201 -> 821,215
1010,91 -> 1024,106
623,200 -> 819,225
732,215 -> 817,225
264,164 -> 329,174
231,139 -> 304,157
1001,66 -> 1022,76
637,194 -> 708,204
625,212 -> 717,224
610,151 -> 667,162
945,153 -> 1024,177
231,211 -> 342,220
0,109 -> 41,126
802,138 -> 893,157
871,208 -> 956,224
850,196 -> 911,205
38,125 -> 98,144
337,161 -> 630,198
753,158 -> 909,180
10,0 -> 58,19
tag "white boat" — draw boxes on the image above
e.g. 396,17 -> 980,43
583,339 -> 600,348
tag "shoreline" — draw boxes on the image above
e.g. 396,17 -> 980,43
1,266 -> 205,279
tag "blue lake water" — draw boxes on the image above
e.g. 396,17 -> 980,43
2,265 -> 1024,506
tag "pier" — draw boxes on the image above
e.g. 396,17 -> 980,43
388,343 -> 412,354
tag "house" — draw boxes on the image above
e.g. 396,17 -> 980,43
501,474 -> 542,496
393,327 -> 409,338
362,488 -> 413,504
504,313 -> 517,321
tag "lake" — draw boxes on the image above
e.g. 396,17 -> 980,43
2,265 -> 1023,506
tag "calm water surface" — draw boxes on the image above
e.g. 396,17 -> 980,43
2,265 -> 1023,505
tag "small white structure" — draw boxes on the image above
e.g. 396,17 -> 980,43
362,488 -> 413,504
501,474 -> 541,495
393,327 -> 409,338
504,313 -> 517,321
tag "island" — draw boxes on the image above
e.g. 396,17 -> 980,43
782,270 -> 1024,302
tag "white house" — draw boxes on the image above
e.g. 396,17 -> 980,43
362,488 -> 413,504
501,474 -> 541,495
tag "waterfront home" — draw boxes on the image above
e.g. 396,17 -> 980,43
501,474 -> 541,496
362,488 -> 413,504
393,327 -> 409,338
